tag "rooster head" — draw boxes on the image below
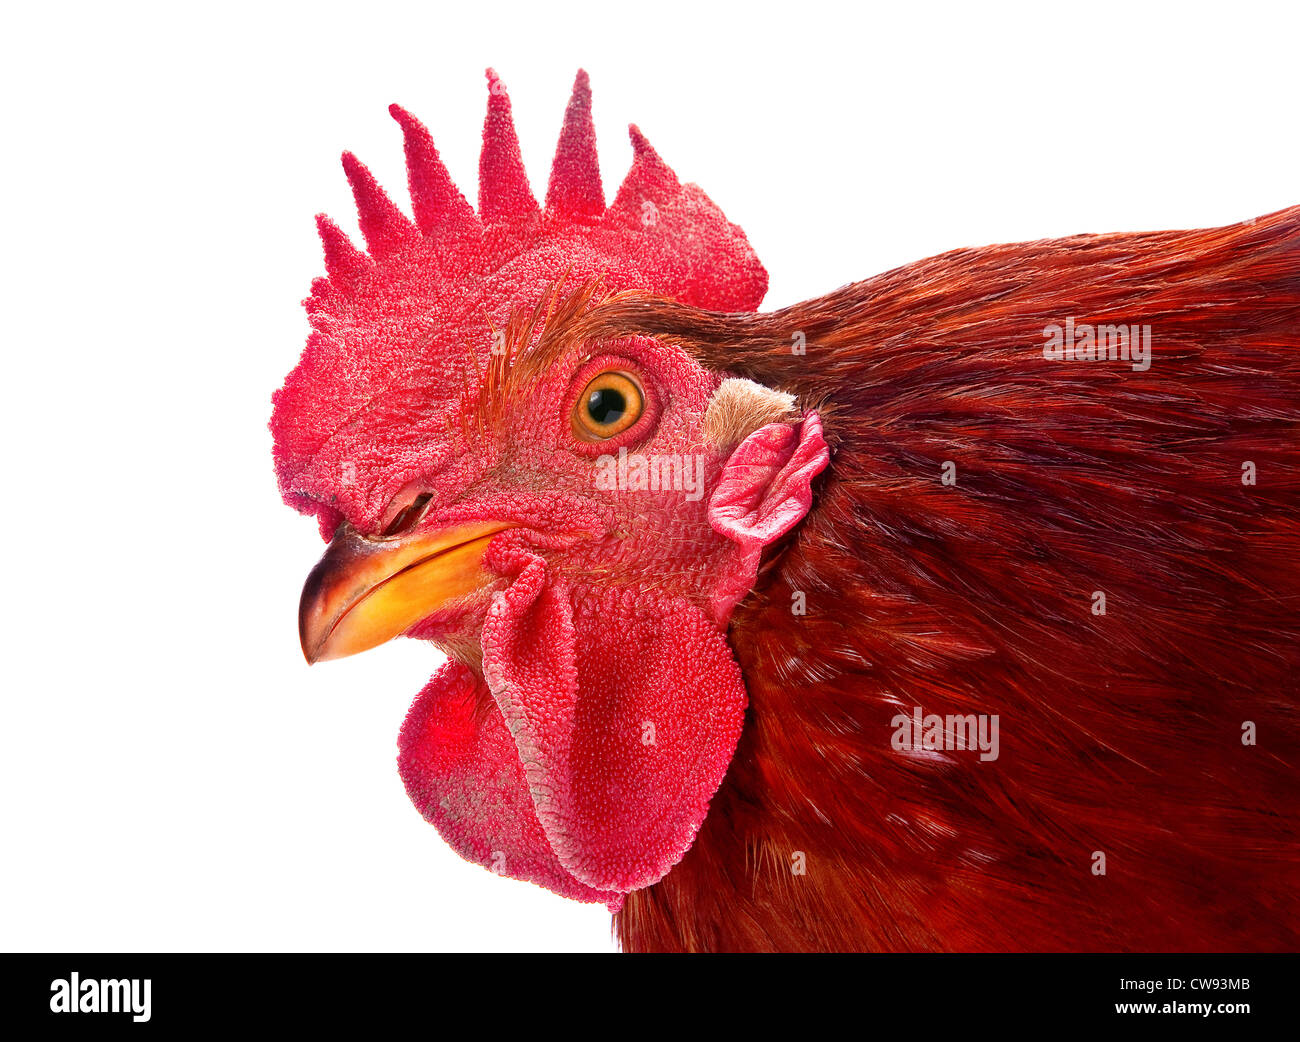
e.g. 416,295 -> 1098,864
270,71 -> 829,906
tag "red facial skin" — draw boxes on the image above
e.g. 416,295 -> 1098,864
273,71 -> 826,907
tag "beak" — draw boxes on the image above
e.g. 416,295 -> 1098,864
298,520 -> 513,664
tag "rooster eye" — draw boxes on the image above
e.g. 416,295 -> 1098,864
572,371 -> 644,440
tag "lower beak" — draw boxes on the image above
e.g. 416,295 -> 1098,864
298,520 -> 513,664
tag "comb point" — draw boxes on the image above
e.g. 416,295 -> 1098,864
315,212 -> 369,284
610,125 -> 681,216
388,104 -> 478,238
341,151 -> 416,257
545,68 -> 604,220
479,70 -> 540,223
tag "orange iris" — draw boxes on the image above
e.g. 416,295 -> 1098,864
571,370 -> 644,440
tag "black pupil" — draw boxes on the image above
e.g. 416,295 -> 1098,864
586,387 -> 627,426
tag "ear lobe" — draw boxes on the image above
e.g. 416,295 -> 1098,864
707,412 -> 830,620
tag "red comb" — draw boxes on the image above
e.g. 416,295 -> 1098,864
272,69 -> 767,532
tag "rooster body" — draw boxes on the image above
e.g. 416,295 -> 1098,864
273,73 -> 1300,952
597,216 -> 1300,950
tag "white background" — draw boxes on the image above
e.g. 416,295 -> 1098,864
2,1 -> 1296,952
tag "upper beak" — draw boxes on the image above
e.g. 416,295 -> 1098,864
298,520 -> 513,664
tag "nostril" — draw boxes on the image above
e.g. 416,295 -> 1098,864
381,492 -> 433,537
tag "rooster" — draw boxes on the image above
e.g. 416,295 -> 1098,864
271,71 -> 1300,952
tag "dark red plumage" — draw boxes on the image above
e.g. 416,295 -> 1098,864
565,207 -> 1300,951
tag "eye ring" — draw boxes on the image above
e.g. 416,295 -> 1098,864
571,370 -> 645,442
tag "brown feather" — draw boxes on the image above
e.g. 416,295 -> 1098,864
570,206 -> 1300,951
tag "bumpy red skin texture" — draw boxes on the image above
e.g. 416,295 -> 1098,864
397,660 -> 615,904
393,416 -> 827,906
479,552 -> 746,894
271,73 -> 837,906
271,70 -> 766,541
